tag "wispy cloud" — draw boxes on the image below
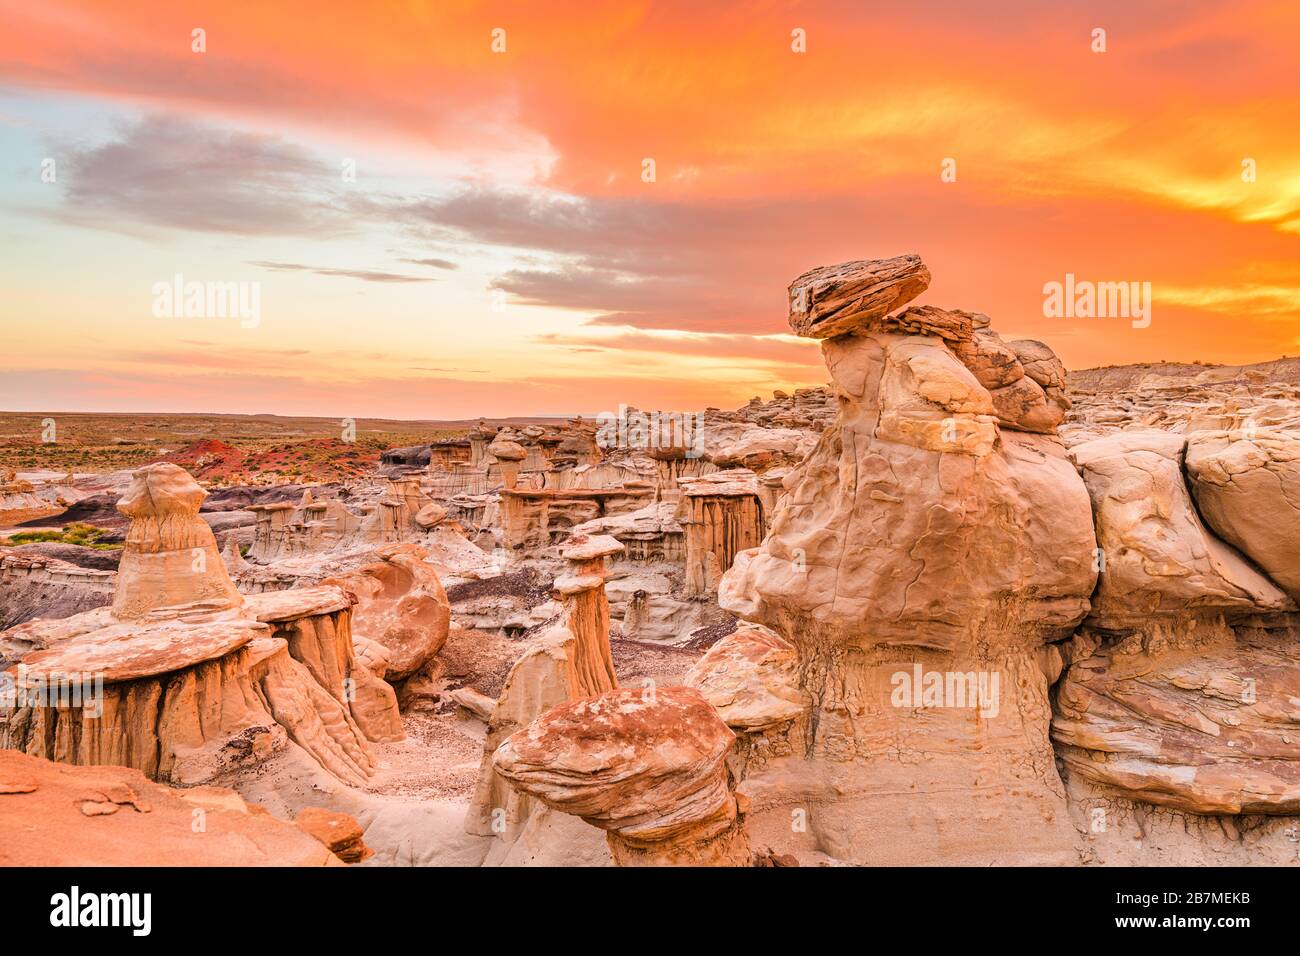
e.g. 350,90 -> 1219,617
53,115 -> 350,236
248,260 -> 434,283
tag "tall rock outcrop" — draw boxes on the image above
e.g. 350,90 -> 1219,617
463,534 -> 625,863
113,463 -> 242,619
718,256 -> 1097,864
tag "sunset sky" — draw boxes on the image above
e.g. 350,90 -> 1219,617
2,0 -> 1300,419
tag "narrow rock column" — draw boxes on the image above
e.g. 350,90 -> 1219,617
488,433 -> 527,490
677,473 -> 764,597
555,534 -> 624,694
493,687 -> 753,866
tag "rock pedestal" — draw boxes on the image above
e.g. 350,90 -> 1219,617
1,464 -> 404,788
463,535 -> 624,858
112,463 -> 242,619
493,687 -> 753,866
718,256 -> 1096,864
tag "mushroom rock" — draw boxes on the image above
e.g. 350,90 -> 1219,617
112,463 -> 242,620
493,687 -> 753,866
322,543 -> 451,681
463,534 -> 625,861
787,255 -> 931,339
1184,429 -> 1300,601
554,533 -> 624,693
467,420 -> 495,466
1,463 -> 400,785
716,256 -> 1097,865
0,750 -> 338,866
488,433 -> 528,490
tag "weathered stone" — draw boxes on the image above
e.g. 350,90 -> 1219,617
493,687 -> 752,866
787,255 -> 931,339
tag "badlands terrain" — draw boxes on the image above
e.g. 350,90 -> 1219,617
5,254 -> 1300,866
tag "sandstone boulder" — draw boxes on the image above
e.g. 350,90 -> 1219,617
493,687 -> 752,865
787,255 -> 930,339
1069,430 -> 1293,627
1185,429 -> 1300,601
323,543 -> 450,680
684,623 -> 806,731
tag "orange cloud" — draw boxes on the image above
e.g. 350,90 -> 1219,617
4,0 -> 1300,415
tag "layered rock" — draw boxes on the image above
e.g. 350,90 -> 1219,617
112,463 -> 242,619
787,255 -> 930,339
1053,624 -> 1300,814
294,806 -> 374,863
1,464 -> 402,788
948,322 -> 1070,434
4,594 -> 385,787
1052,429 -> 1300,816
718,256 -> 1097,864
493,687 -> 753,866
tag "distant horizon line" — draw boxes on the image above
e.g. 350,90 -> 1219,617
4,353 -> 1297,424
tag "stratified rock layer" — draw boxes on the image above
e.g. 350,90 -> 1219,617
493,687 -> 752,866
721,256 -> 1095,864
1054,621 -> 1300,814
787,255 -> 930,339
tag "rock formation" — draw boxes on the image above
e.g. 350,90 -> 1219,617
1185,429 -> 1300,600
1,464 -> 404,788
720,255 -> 1097,864
0,750 -> 339,866
675,471 -> 765,596
18,254 -> 1300,870
462,534 -> 624,861
1051,428 -> 1300,824
787,254 -> 930,339
322,543 -> 451,680
294,806 -> 374,863
112,463 -> 242,619
493,687 -> 753,866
